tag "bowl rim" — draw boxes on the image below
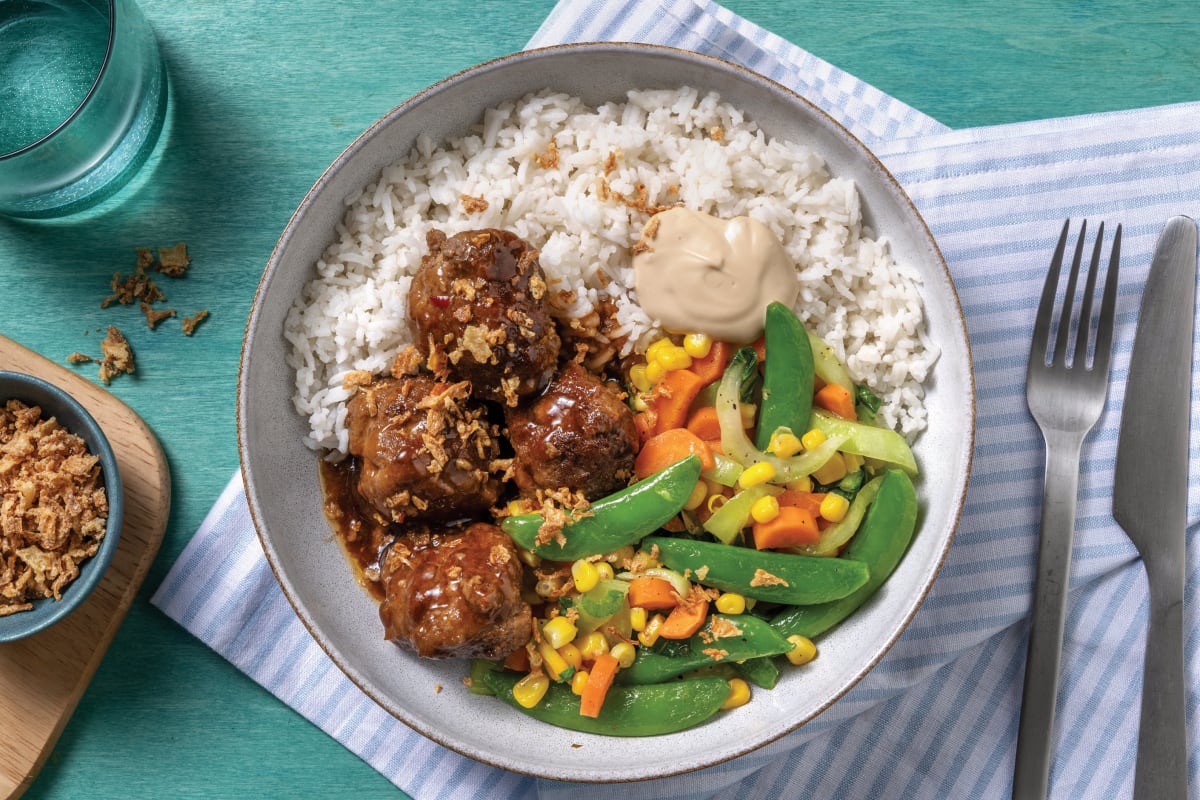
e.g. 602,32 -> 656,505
238,40 -> 975,781
0,370 -> 124,642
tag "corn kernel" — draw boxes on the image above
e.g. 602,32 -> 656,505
571,670 -> 589,696
631,394 -> 649,412
637,613 -> 665,647
579,631 -> 609,660
629,363 -> 651,393
786,475 -> 814,493
750,495 -> 780,523
629,606 -> 648,632
571,559 -> 600,593
645,360 -> 667,385
655,345 -> 693,371
738,461 -> 777,488
595,562 -> 615,581
542,616 -> 578,649
739,402 -> 757,428
683,332 -> 713,359
768,431 -> 803,458
558,642 -> 583,671
786,634 -> 818,666
811,453 -> 848,485
512,672 -> 550,708
646,337 -> 675,362
843,451 -> 865,472
539,640 -> 573,682
721,678 -> 751,710
610,641 -> 637,668
819,493 -> 850,523
800,428 -> 827,451
715,592 -> 746,615
683,480 -> 708,511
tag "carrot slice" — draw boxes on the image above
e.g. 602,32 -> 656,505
776,490 -> 827,518
752,506 -> 821,549
685,405 -> 722,442
689,340 -> 733,384
648,368 -> 706,435
634,428 -> 716,479
503,646 -> 530,673
627,576 -> 679,610
580,651 -> 619,718
814,383 -> 856,420
659,590 -> 710,640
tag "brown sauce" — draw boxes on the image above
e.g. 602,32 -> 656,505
318,458 -> 396,601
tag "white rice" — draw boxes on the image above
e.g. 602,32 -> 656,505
284,87 -> 939,457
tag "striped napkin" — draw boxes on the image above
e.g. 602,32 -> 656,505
152,1 -> 1200,798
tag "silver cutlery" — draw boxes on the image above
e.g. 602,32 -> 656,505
1013,219 -> 1122,800
1113,215 -> 1197,800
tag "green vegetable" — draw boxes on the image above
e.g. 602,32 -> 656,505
808,331 -> 855,394
854,383 -> 882,423
644,536 -> 870,605
501,455 -> 702,560
734,656 -> 781,689
617,613 -> 792,685
755,302 -> 815,451
474,665 -> 730,736
716,348 -> 849,481
561,579 -> 630,633
808,410 -> 918,475
771,469 -> 919,639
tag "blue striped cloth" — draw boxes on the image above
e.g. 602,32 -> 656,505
151,1 -> 1200,798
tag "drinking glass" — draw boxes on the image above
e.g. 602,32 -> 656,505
0,0 -> 168,218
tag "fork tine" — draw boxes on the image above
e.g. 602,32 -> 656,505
1031,219 -> 1072,366
1091,224 -> 1122,376
1052,220 -> 1088,366
1072,222 -> 1105,369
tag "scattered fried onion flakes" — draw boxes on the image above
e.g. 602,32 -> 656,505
0,400 -> 109,616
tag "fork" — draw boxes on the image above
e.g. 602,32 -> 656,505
1011,219 -> 1122,800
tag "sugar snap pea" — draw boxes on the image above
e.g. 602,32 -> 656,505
734,655 -> 781,689
771,469 -> 918,639
501,455 -> 702,561
644,536 -> 870,605
616,613 -> 792,685
475,665 -> 729,736
755,301 -> 815,451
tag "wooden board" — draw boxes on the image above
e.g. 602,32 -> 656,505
0,334 -> 170,799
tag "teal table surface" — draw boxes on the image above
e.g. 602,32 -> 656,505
3,2 -> 1198,798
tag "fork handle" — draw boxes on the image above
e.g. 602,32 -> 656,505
1132,555 -> 1187,800
1011,429 -> 1085,800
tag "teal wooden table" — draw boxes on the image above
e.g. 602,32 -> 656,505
2,2 -> 1197,797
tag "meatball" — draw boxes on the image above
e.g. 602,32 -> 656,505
408,228 -> 561,406
378,522 -> 531,659
506,361 -> 640,500
346,375 -> 501,524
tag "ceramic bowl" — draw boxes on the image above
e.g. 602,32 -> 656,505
240,42 -> 974,782
0,371 -> 124,643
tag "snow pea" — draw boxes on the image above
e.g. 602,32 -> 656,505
501,455 -> 702,561
643,536 -> 870,605
474,665 -> 729,736
771,469 -> 918,639
616,613 -> 793,685
755,301 -> 815,450
734,655 -> 781,689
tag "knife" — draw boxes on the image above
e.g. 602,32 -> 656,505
1112,214 -> 1197,800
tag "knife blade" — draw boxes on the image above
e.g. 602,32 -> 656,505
1112,214 -> 1197,800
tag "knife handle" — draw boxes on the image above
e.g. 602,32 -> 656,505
1132,557 -> 1188,800
1012,429 -> 1086,800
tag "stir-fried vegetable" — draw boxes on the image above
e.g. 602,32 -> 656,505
485,304 -> 921,735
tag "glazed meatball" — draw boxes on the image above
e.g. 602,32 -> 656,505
378,522 -> 531,659
346,375 -> 502,524
408,228 -> 561,406
506,362 -> 640,500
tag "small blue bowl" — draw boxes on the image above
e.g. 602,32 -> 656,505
0,371 -> 123,642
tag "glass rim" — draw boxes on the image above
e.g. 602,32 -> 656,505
0,0 -> 118,161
